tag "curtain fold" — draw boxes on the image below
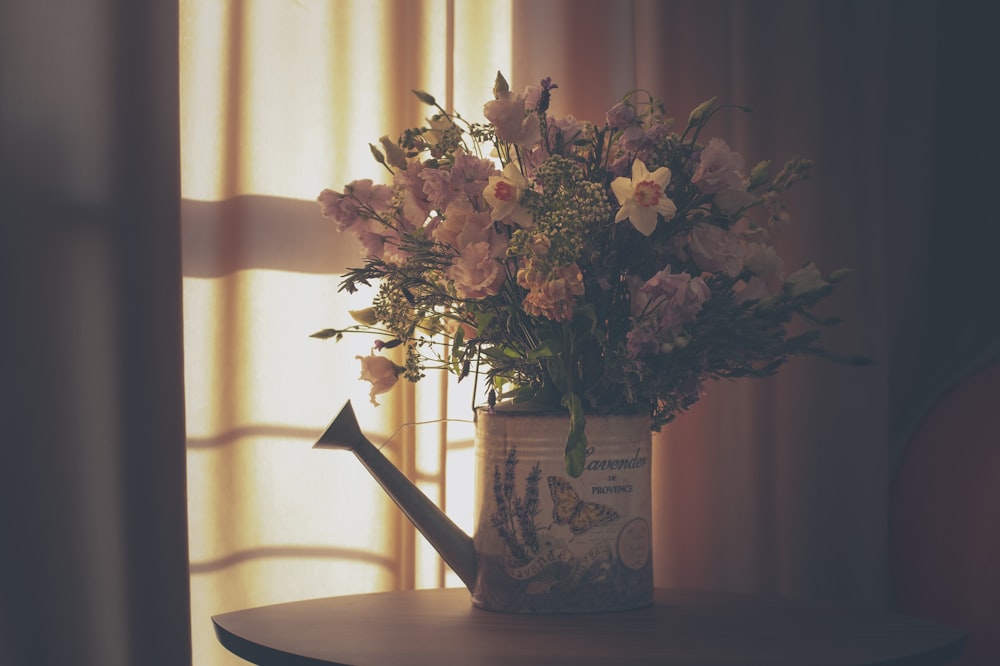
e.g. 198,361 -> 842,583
1,3 -> 190,666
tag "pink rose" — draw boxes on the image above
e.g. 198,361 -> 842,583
356,354 -> 402,406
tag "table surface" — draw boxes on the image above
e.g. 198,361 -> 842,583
212,587 -> 966,665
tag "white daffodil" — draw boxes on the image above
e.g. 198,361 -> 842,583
611,159 -> 677,236
484,162 -> 534,227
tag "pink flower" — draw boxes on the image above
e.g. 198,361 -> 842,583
451,152 -> 499,199
419,168 -> 454,210
743,242 -> 784,293
688,223 -> 744,277
317,179 -> 393,232
484,88 -> 541,146
734,276 -> 771,304
448,238 -> 508,299
692,138 -> 747,194
394,161 -> 433,224
627,268 -> 710,357
352,225 -> 387,260
356,354 -> 402,406
606,101 -> 638,130
432,199 -> 495,250
517,262 -> 584,322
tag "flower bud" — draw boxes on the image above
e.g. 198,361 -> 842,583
379,135 -> 408,169
827,267 -> 853,283
785,262 -> 829,296
748,160 -> 771,190
493,71 -> 510,98
412,89 -> 437,106
349,307 -> 379,325
688,96 -> 717,127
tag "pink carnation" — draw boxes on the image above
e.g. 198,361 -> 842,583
689,223 -> 744,277
449,238 -> 508,299
451,152 -> 499,199
432,199 -> 495,250
317,179 -> 393,232
692,138 -> 747,194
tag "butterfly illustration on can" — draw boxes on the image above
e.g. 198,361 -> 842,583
547,475 -> 620,536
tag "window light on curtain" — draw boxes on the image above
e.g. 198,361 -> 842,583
180,1 -> 511,664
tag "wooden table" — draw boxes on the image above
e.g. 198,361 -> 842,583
212,587 -> 966,665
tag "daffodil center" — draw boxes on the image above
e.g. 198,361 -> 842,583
634,180 -> 662,207
494,181 -> 516,201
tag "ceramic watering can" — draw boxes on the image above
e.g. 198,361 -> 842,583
314,400 -> 654,613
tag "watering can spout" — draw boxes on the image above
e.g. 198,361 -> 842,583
314,401 -> 478,590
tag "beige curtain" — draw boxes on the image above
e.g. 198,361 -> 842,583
3,3 -> 189,666
181,1 -> 959,665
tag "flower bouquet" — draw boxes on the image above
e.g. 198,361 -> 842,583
315,73 -> 866,477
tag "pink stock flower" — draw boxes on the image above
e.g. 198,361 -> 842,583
627,268 -> 710,357
518,262 -> 585,322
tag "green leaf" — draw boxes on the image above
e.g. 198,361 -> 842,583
451,325 -> 465,358
526,341 -> 556,361
310,329 -> 340,340
561,392 -> 587,478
